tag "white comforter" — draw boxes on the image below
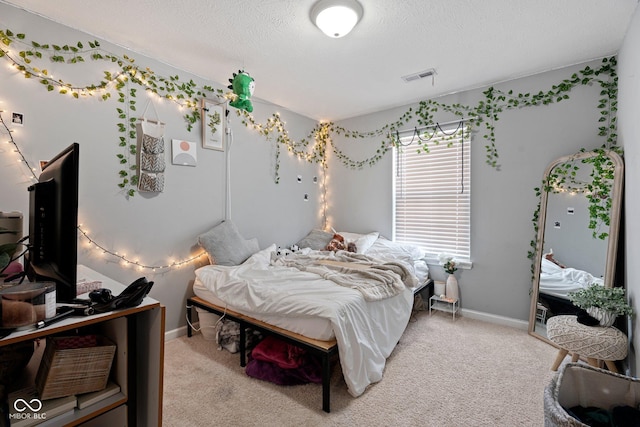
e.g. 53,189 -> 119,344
539,258 -> 604,299
195,244 -> 415,397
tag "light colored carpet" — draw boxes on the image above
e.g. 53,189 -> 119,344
162,310 -> 558,426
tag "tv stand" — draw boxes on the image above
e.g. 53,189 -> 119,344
1,265 -> 165,426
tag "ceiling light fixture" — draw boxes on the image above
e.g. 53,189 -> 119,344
310,0 -> 363,38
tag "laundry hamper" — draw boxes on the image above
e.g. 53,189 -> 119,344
544,363 -> 640,426
195,307 -> 220,341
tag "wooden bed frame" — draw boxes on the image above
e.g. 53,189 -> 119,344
186,279 -> 432,413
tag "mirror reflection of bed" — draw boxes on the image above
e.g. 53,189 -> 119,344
536,251 -> 605,336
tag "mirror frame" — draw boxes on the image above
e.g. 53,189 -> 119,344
528,149 -> 624,342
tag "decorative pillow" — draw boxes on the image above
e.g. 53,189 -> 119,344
295,229 -> 334,250
197,220 -> 259,266
366,236 -> 425,261
338,231 -> 379,254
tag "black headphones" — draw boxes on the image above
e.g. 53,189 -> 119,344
89,288 -> 113,304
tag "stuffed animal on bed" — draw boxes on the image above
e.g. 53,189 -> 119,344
281,244 -> 299,255
325,234 -> 357,253
270,244 -> 301,263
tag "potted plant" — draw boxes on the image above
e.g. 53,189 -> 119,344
438,253 -> 459,300
568,284 -> 633,326
438,254 -> 458,275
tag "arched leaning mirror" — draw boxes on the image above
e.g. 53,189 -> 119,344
528,149 -> 624,343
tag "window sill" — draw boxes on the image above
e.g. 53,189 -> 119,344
424,256 -> 473,270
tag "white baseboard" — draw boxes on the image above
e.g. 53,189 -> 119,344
165,324 -> 192,341
165,310 -> 528,341
460,308 -> 529,330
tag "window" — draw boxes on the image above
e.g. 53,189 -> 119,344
393,122 -> 471,262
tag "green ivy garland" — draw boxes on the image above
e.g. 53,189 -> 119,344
0,29 -> 224,196
237,58 -> 617,177
1,28 -> 618,202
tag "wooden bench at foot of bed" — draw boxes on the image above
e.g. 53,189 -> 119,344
186,296 -> 339,413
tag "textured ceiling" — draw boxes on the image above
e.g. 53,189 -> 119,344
1,0 -> 638,121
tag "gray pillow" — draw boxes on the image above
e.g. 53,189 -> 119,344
198,220 -> 260,266
296,229 -> 334,250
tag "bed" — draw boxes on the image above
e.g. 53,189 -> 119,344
538,257 -> 606,320
189,224 -> 431,409
539,257 -> 604,300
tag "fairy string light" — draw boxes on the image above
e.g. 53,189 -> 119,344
1,110 -> 206,271
77,227 -> 207,272
1,28 -> 224,196
1,28 -> 620,188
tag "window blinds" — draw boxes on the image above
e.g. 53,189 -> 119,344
393,123 -> 471,261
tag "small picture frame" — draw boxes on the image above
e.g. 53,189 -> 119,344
11,112 -> 24,126
172,139 -> 197,167
202,99 -> 226,151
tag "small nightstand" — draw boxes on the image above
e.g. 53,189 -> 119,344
429,295 -> 459,320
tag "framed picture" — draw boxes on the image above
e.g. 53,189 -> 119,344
202,99 -> 226,151
11,112 -> 24,126
172,139 -> 197,166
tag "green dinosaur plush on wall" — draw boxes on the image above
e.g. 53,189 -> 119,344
227,70 -> 255,112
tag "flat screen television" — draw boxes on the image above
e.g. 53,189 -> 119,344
25,143 -> 79,303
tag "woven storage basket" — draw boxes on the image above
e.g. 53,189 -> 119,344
35,335 -> 116,400
544,363 -> 640,426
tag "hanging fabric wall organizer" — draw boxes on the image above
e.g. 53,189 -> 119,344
137,101 -> 166,193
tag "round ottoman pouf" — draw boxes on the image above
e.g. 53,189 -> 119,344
547,315 -> 627,371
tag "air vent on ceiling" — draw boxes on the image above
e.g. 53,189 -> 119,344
401,68 -> 436,83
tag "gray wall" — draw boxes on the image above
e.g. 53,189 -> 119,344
329,61 -> 611,321
618,5 -> 640,376
0,3 -> 321,332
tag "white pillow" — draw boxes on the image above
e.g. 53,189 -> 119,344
338,231 -> 379,254
250,243 -> 277,266
366,236 -> 425,261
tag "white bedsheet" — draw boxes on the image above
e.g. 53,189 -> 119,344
539,258 -> 604,299
194,244 -> 415,397
192,278 -> 336,340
